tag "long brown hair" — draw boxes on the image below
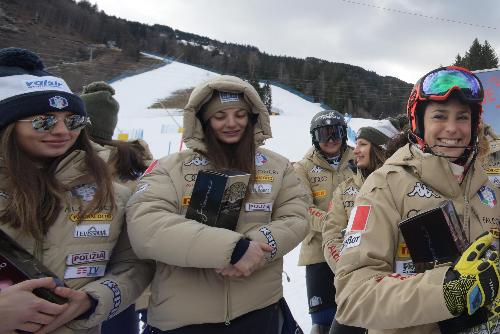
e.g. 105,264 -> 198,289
0,125 -> 115,241
360,143 -> 388,177
201,117 -> 257,187
91,138 -> 149,181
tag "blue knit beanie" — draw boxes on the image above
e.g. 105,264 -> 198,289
0,47 -> 86,129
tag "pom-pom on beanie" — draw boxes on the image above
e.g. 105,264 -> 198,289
80,81 -> 119,141
0,47 -> 86,129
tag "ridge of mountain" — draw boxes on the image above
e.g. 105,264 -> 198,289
0,0 -> 413,117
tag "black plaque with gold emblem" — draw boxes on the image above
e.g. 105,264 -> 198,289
186,170 -> 250,231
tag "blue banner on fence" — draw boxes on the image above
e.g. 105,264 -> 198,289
474,69 -> 500,133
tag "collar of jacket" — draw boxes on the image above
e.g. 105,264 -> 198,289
385,143 -> 489,198
307,146 -> 354,171
181,76 -> 272,153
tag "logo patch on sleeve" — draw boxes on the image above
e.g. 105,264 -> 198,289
342,232 -> 361,250
346,205 -> 371,232
477,186 -> 497,208
245,202 -> 273,212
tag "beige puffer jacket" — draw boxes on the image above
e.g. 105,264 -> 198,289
322,170 -> 364,273
294,147 -> 354,265
126,75 -> 310,330
334,144 -> 500,334
0,144 -> 154,334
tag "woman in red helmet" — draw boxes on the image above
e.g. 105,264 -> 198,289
333,66 -> 500,334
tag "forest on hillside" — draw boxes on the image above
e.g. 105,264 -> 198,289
1,0 -> 415,118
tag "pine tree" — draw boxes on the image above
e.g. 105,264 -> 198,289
454,39 -> 498,70
262,82 -> 272,114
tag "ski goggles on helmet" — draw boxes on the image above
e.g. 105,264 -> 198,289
18,114 -> 91,132
418,66 -> 483,103
313,125 -> 346,143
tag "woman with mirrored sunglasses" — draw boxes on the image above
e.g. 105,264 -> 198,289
333,66 -> 500,334
293,110 -> 354,334
0,47 -> 153,334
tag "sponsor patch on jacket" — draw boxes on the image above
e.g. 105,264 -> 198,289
245,202 -> 273,212
69,212 -> 113,222
407,182 -> 441,198
312,189 -> 327,198
71,184 -> 97,202
395,260 -> 416,275
346,205 -> 371,232
255,152 -> 268,166
182,196 -> 191,206
343,186 -> 359,196
142,159 -> 158,178
74,224 -> 110,238
397,243 -> 411,259
342,232 -> 361,250
477,186 -> 497,208
259,226 -> 277,260
251,183 -> 272,194
255,175 -> 274,182
308,207 -> 325,219
309,175 -> 328,183
488,175 -> 500,187
100,280 -> 121,319
64,264 -> 106,279
310,166 -> 324,173
66,250 -> 110,265
184,156 -> 209,166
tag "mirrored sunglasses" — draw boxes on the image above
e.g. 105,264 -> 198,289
313,125 -> 345,143
18,115 -> 91,132
420,67 -> 483,102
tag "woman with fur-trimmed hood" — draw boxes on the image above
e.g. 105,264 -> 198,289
126,75 -> 310,333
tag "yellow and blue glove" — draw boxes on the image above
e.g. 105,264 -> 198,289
443,232 -> 500,316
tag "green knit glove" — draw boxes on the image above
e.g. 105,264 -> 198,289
443,232 -> 500,316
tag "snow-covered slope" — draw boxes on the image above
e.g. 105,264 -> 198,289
111,58 -> 377,332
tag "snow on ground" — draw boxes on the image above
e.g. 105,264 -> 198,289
112,58 -> 376,333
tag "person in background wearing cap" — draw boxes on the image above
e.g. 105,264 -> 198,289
333,66 -> 500,334
322,120 -> 402,334
126,75 -> 309,334
0,47 -> 153,334
293,110 -> 354,334
80,81 -> 154,334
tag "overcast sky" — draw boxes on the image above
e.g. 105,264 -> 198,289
88,0 -> 499,83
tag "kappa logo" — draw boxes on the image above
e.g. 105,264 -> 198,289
259,226 -> 277,260
310,166 -> 324,173
101,280 -> 122,319
48,96 -> 68,109
184,156 -> 209,166
71,184 -> 97,202
343,186 -> 359,196
407,182 -> 441,198
255,152 -> 268,166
